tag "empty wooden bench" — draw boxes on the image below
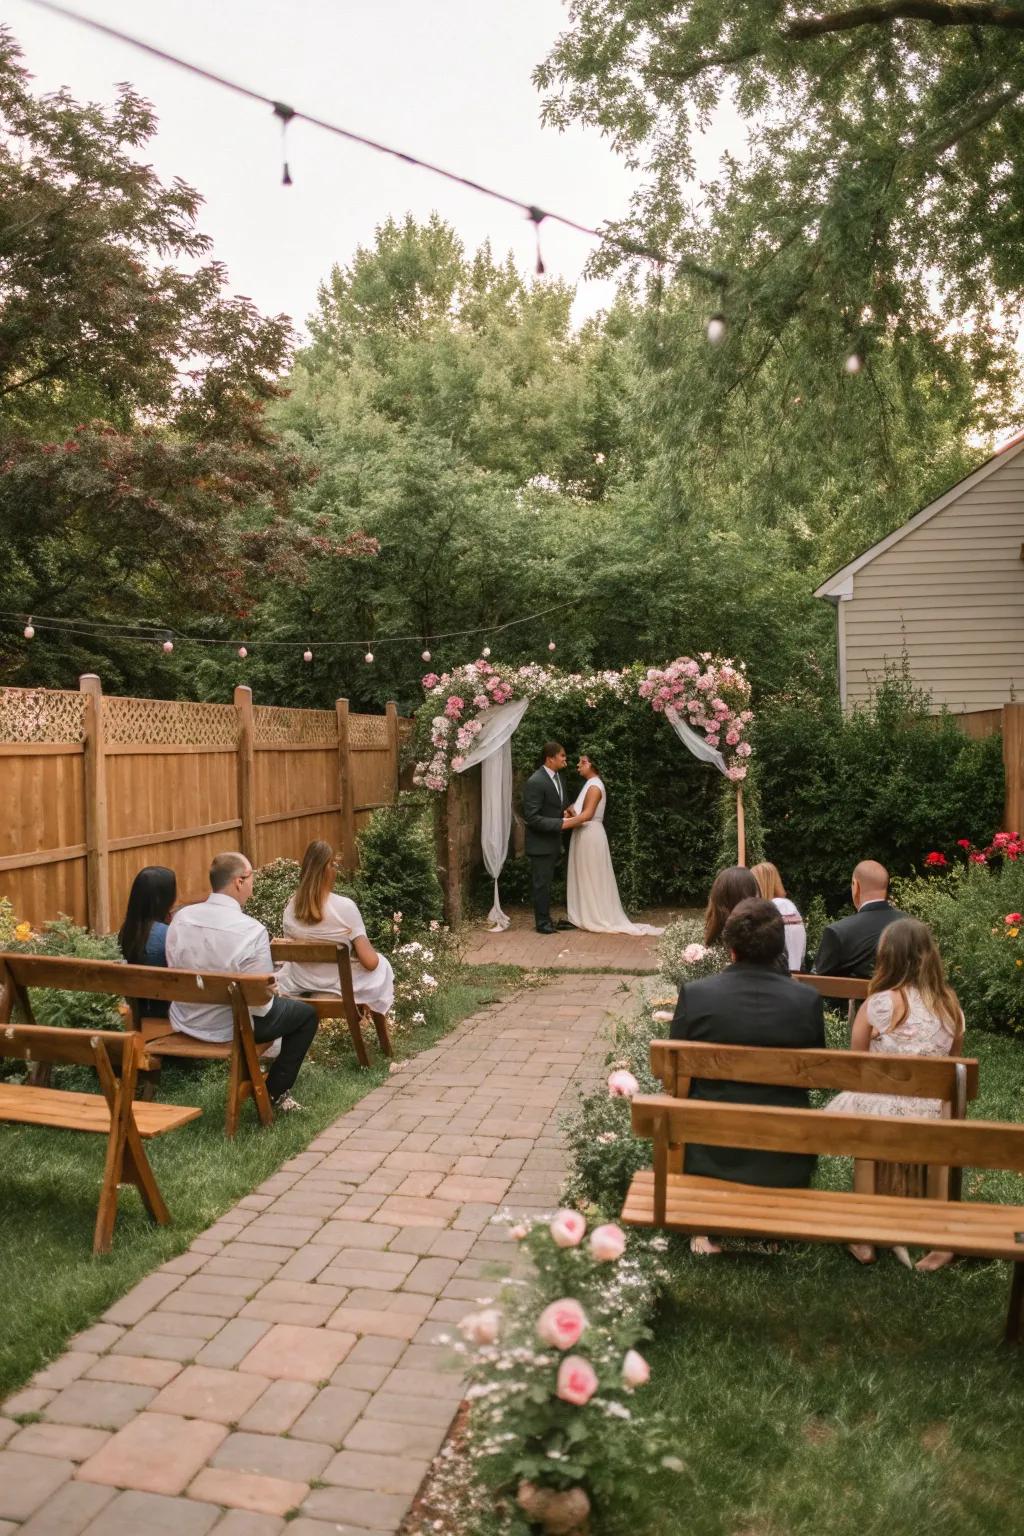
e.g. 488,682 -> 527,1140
270,939 -> 393,1069
0,951 -> 277,1139
793,972 -> 869,1023
0,956 -> 202,1253
623,1092 -> 1024,1343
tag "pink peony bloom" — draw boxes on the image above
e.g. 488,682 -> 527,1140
451,756 -> 466,772
622,1349 -> 650,1388
445,696 -> 465,719
589,1223 -> 627,1262
549,1209 -> 586,1248
683,942 -> 707,964
458,1308 -> 501,1345
556,1355 -> 598,1406
473,694 -> 490,709
608,1069 -> 639,1098
736,742 -> 752,757
537,1298 -> 588,1350
422,673 -> 439,689
725,729 -> 740,746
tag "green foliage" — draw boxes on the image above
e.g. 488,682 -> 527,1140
0,897 -> 16,946
656,917 -> 727,991
8,917 -> 123,1030
892,861 -> 1024,1037
247,859 -> 303,940
354,798 -> 444,947
757,670 -> 1004,913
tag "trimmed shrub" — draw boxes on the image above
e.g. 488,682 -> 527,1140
354,797 -> 443,948
8,916 -> 123,1030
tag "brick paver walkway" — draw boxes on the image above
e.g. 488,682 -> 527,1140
0,973 -> 640,1536
462,905 -> 689,972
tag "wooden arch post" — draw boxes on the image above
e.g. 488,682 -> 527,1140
735,783 -> 746,867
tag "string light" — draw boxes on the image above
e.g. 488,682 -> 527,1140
23,618 -> 34,640
238,645 -> 248,659
364,650 -> 374,664
548,640 -> 557,652
303,648 -> 313,662
421,649 -> 432,662
273,101 -> 295,186
706,313 -> 727,345
481,645 -> 491,658
162,639 -> 173,653
844,352 -> 863,374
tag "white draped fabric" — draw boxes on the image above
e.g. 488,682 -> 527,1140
664,706 -> 729,776
453,698 -> 531,930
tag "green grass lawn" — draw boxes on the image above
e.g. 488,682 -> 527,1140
0,962 -> 523,1399
633,1024 -> 1024,1536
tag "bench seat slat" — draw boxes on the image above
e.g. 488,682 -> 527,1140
622,1171 -> 1024,1260
0,1083 -> 201,1137
142,1032 -> 275,1062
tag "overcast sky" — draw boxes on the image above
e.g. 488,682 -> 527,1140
6,0 -> 682,337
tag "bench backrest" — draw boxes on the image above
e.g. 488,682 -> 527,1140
649,1039 -> 979,1105
269,939 -> 357,1017
791,972 -> 870,1002
0,953 -> 274,1008
0,1020 -> 143,1073
631,1094 -> 1024,1174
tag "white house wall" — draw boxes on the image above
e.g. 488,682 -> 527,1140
841,451 -> 1024,711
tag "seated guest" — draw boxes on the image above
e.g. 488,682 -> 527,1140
826,917 -> 964,1272
671,898 -> 826,1255
117,865 -> 177,1019
751,861 -> 807,972
278,840 -> 395,1015
165,852 -> 317,1113
703,865 -> 760,947
812,860 -> 907,980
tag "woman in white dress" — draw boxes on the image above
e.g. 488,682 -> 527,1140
564,755 -> 664,936
751,862 -> 806,972
277,840 -> 395,1014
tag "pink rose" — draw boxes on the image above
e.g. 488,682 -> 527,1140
458,1308 -> 501,1345
556,1355 -> 598,1406
510,1224 -> 529,1241
445,695 -> 465,718
608,1069 -> 639,1098
622,1349 -> 650,1388
549,1209 -> 586,1248
422,673 -> 439,689
683,943 -> 706,964
451,755 -> 466,771
725,729 -> 740,746
537,1298 -> 588,1350
589,1223 -> 626,1262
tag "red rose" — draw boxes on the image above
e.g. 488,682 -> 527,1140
956,839 -> 971,849
1005,914 -> 1022,925
924,852 -> 948,868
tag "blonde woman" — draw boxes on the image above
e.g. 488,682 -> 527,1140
751,861 -> 806,972
278,841 -> 395,1014
826,918 -> 964,1272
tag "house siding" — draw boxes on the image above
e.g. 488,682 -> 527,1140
841,453 -> 1024,712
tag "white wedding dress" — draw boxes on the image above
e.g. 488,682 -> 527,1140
566,777 -> 664,936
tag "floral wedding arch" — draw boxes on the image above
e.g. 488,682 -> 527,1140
411,656 -> 753,928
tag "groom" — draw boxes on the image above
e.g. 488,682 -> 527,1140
523,741 -> 576,935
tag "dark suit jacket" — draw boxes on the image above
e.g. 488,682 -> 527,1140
522,767 -> 567,858
670,962 -> 826,1187
812,901 -> 908,980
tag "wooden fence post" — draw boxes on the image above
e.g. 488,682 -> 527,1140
735,783 -> 746,867
1003,702 -> 1024,833
386,700 -> 400,797
234,684 -> 257,865
336,698 -> 357,869
79,674 -> 110,934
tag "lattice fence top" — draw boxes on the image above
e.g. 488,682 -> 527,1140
105,695 -> 239,747
0,687 -> 87,744
253,705 -> 337,747
349,713 -> 391,749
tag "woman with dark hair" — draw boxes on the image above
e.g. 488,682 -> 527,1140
118,866 -> 177,1018
826,917 -> 964,1271
278,840 -> 395,1014
703,865 -> 759,946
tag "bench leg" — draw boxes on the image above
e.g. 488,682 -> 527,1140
1006,1263 -> 1024,1345
370,1010 -> 393,1059
121,1126 -> 171,1227
348,1012 -> 371,1070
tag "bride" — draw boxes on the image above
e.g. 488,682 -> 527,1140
564,754 -> 664,936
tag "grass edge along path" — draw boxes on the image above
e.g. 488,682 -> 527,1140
0,962 -> 524,1399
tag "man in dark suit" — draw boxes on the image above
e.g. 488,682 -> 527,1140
522,741 -> 574,935
670,898 -> 825,1225
812,860 -> 907,980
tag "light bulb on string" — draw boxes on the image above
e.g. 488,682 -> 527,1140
365,650 -> 374,664
481,645 -> 491,658
421,649 -> 431,662
548,640 -> 556,652
162,639 -> 174,654
303,648 -> 313,663
238,646 -> 248,659
706,313 -> 727,345
844,351 -> 863,375
23,617 -> 34,640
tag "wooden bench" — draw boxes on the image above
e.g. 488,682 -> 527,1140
622,1092 -> 1024,1343
270,939 -> 393,1069
0,951 -> 277,1139
792,972 -> 869,1023
0,959 -> 202,1253
648,1038 -> 979,1198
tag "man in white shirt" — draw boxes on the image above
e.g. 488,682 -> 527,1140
166,851 -> 317,1111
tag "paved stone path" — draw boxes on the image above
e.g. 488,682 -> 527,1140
462,906 -> 688,972
0,972 -> 642,1536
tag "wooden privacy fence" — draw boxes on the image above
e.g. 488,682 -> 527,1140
947,702 -> 1024,832
0,678 -> 413,932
